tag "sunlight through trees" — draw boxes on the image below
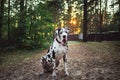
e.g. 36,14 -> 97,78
0,0 -> 120,49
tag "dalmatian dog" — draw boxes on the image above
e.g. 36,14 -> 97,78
41,28 -> 70,77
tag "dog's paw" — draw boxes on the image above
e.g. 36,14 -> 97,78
52,72 -> 57,77
65,71 -> 69,76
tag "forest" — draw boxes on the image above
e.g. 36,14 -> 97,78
0,0 -> 120,50
0,0 -> 120,80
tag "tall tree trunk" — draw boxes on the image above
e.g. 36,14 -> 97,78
0,0 -> 5,43
20,0 -> 25,33
18,0 -> 25,43
118,0 -> 120,32
83,0 -> 87,42
99,0 -> 102,41
104,0 -> 107,24
8,0 -> 11,41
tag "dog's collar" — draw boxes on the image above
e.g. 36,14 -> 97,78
56,38 -> 67,46
56,38 -> 61,44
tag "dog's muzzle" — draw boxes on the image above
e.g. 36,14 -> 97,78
62,35 -> 67,44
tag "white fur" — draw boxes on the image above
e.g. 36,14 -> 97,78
41,28 -> 70,77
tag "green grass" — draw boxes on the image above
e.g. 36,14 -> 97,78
0,50 -> 42,68
0,41 -> 79,68
85,41 -> 120,54
0,41 -> 119,68
0,42 -> 51,68
68,41 -> 82,44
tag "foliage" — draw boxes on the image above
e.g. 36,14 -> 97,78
0,0 -> 54,50
102,24 -> 119,32
20,2 -> 54,49
87,0 -> 120,33
0,0 -> 120,50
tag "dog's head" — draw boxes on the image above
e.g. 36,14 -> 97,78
55,28 -> 70,45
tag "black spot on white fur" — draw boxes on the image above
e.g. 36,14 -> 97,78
63,55 -> 67,62
52,50 -> 55,59
47,54 -> 50,58
58,28 -> 61,39
47,49 -> 50,53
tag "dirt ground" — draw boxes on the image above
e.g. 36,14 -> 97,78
0,42 -> 120,80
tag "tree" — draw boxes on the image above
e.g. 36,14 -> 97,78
110,0 -> 120,32
98,0 -> 102,41
0,0 -> 55,49
8,0 -> 11,41
17,0 -> 25,44
0,0 -> 6,43
46,0 -> 64,27
83,0 -> 87,42
117,0 -> 120,32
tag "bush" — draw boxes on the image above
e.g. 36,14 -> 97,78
102,23 -> 119,32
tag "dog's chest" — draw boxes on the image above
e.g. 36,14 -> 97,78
57,46 -> 67,53
55,46 -> 68,60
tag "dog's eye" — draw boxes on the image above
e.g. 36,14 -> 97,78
60,32 -> 62,34
65,31 -> 67,33
48,60 -> 51,62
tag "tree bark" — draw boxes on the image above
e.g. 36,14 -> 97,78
118,0 -> 120,32
17,0 -> 25,43
83,0 -> 87,42
99,0 -> 102,41
0,0 -> 5,43
8,0 -> 11,41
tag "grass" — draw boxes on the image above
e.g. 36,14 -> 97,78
0,41 -> 119,68
0,42 -> 51,68
0,41 -> 80,68
0,50 -> 42,68
68,41 -> 82,44
85,41 -> 120,54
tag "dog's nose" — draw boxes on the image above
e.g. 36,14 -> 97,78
63,35 -> 66,38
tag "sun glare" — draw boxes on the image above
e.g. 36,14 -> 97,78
70,19 -> 77,25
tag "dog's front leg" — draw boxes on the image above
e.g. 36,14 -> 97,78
63,54 -> 69,76
52,50 -> 57,77
52,59 -> 57,77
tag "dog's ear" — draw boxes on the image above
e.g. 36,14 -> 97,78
58,28 -> 61,33
65,28 -> 70,33
54,28 -> 61,38
56,28 -> 61,34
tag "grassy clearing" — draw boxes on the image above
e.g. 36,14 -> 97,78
0,50 -> 42,68
0,42 -> 51,68
85,41 -> 120,54
69,41 -> 120,54
0,41 -> 119,68
68,41 -> 82,44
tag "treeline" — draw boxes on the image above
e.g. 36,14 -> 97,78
0,0 -> 120,50
87,0 -> 120,33
0,0 -> 58,50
